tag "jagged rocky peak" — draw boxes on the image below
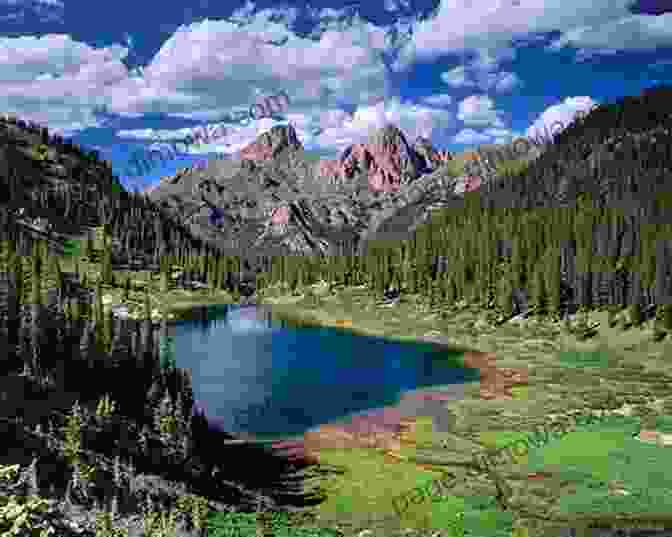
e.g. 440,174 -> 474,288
412,136 -> 452,172
237,124 -> 303,162
315,123 -> 448,192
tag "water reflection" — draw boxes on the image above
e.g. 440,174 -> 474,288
169,304 -> 477,441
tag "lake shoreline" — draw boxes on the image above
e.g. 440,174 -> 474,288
254,283 -> 672,535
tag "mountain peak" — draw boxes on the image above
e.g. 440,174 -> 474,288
315,123 -> 450,192
237,124 -> 303,163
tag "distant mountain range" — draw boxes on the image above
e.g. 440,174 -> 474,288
3,84 -> 672,284
143,118 -> 545,259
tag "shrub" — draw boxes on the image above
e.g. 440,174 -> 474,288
95,510 -> 129,537
495,158 -> 530,178
443,158 -> 465,178
31,144 -> 49,161
95,393 -> 117,420
629,303 -> 643,327
174,494 -> 210,533
0,464 -> 69,537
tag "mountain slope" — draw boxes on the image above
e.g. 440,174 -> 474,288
147,123 -> 461,261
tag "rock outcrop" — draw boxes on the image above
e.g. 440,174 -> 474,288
147,123 -> 475,260
236,124 -> 302,163
314,125 -> 444,192
412,136 -> 452,173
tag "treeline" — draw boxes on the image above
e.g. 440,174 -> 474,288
0,236 -> 314,536
0,155 -> 231,275
0,114 -> 106,164
0,111 -> 232,278
254,85 -> 672,335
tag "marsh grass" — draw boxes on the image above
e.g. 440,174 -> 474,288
554,350 -> 615,370
206,510 -> 343,537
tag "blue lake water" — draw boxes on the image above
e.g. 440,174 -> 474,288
166,303 -> 478,442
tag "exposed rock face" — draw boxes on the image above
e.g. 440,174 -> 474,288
315,125 -> 427,192
453,175 -> 482,195
148,123 -> 473,261
237,124 -> 302,163
270,205 -> 290,225
412,137 -> 452,173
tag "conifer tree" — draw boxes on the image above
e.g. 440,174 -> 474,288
101,235 -> 113,285
95,276 -> 104,328
123,275 -> 131,301
497,277 -> 514,318
630,301 -> 643,328
52,255 -> 65,306
664,303 -> 672,332
8,252 -> 23,329
160,256 -> 170,293
530,264 -> 548,316
85,232 -> 95,261
30,242 -> 41,305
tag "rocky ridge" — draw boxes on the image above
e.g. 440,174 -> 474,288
147,123 -> 476,261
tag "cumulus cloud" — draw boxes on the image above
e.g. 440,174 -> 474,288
118,94 -> 456,160
449,95 -> 602,150
390,0 -> 671,104
0,3 -> 394,138
104,9 -> 391,121
457,95 -> 506,128
1,0 -> 667,162
453,128 -> 492,145
441,66 -> 473,88
395,0 -> 667,70
0,0 -> 64,23
303,97 -> 455,156
439,47 -> 522,94
420,94 -> 454,108
524,96 -> 600,142
0,34 -> 128,135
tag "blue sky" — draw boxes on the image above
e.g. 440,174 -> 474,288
0,0 -> 670,192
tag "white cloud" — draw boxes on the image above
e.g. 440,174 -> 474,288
306,97 -> 455,155
439,48 -> 522,93
384,0 -> 412,14
0,4 -> 393,137
1,0 -> 666,154
447,95 -> 601,149
524,95 -> 600,142
441,66 -> 474,88
0,35 -> 128,134
104,12 -> 391,122
0,0 -> 64,23
547,14 -> 672,56
453,128 -> 492,145
391,0 -> 672,104
420,93 -> 454,107
395,0 -> 667,70
457,95 -> 506,128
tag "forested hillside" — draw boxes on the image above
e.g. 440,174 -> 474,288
0,84 -> 671,537
253,84 -> 672,334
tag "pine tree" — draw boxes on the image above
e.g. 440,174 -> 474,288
52,256 -> 65,306
629,302 -> 643,328
664,303 -> 672,332
85,232 -> 95,261
95,276 -> 104,339
123,275 -> 131,301
497,277 -> 514,318
30,243 -> 41,305
530,264 -> 548,316
160,256 -> 170,293
101,235 -> 113,285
